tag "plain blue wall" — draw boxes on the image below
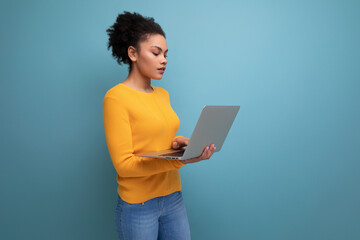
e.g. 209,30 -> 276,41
1,0 -> 359,239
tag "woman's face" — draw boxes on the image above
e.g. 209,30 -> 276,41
132,34 -> 168,80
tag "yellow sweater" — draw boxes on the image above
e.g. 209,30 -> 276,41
103,83 -> 186,204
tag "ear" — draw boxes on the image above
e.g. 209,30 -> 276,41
128,46 -> 137,62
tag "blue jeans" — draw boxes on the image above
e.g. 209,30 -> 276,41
115,191 -> 191,240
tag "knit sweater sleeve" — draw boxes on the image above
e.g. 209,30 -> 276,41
103,95 -> 185,178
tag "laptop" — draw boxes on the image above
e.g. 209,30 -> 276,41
136,105 -> 240,160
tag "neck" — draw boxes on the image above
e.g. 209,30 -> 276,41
123,66 -> 153,92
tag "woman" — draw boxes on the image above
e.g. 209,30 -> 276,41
103,11 -> 216,240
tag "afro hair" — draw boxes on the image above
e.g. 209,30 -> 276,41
106,11 -> 166,72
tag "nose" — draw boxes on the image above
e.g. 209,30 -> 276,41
161,56 -> 167,65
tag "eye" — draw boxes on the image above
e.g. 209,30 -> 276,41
153,52 -> 167,59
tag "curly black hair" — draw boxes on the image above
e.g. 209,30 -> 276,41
106,11 -> 166,72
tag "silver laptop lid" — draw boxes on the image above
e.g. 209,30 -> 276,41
181,105 -> 240,159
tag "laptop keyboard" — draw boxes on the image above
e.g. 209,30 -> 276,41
160,151 -> 185,157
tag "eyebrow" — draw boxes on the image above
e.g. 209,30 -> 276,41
151,46 -> 168,53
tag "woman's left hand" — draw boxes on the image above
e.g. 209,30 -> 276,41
172,137 -> 190,149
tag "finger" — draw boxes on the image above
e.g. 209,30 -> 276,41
203,146 -> 211,159
210,144 -> 216,153
173,142 -> 179,149
206,144 -> 215,159
205,149 -> 212,159
207,149 -> 214,159
196,145 -> 211,160
178,140 -> 188,147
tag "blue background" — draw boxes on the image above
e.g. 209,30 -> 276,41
1,0 -> 359,239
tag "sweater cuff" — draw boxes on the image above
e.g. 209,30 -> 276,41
173,160 -> 187,168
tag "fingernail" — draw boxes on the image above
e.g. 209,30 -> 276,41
206,146 -> 209,150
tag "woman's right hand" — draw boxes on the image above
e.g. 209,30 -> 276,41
182,144 -> 216,164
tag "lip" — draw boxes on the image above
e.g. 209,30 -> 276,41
157,67 -> 166,73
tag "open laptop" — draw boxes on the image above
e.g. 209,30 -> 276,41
136,105 -> 240,160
